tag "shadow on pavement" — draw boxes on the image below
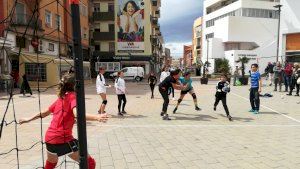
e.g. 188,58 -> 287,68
219,114 -> 254,122
172,114 -> 218,121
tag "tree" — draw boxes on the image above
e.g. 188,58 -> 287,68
236,57 -> 250,77
215,58 -> 231,75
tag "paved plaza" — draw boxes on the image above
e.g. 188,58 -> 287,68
0,79 -> 300,169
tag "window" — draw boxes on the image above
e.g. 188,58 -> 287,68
25,63 -> 47,82
16,3 -> 25,24
45,10 -> 52,27
83,27 -> 88,39
109,42 -> 115,52
16,36 -> 26,48
109,24 -> 114,32
95,44 -> 100,51
55,14 -> 61,30
48,43 -> 54,51
108,3 -> 114,12
206,33 -> 214,39
94,3 -> 100,12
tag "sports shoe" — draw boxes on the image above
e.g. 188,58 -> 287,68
160,112 -> 165,116
227,115 -> 232,121
253,110 -> 259,114
173,108 -> 177,114
172,97 -> 176,101
286,93 -> 292,96
122,111 -> 127,114
213,106 -> 216,111
295,94 -> 300,96
118,112 -> 124,116
162,114 -> 171,120
195,106 -> 201,111
248,109 -> 255,113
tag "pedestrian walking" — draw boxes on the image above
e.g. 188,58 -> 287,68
273,61 -> 283,92
96,67 -> 111,115
283,61 -> 293,92
20,74 -> 32,96
233,66 -> 240,86
249,64 -> 262,114
19,73 -> 108,169
287,63 -> 300,96
213,74 -> 232,121
115,71 -> 127,116
148,72 -> 157,99
266,62 -> 275,86
159,69 -> 186,120
173,72 -> 201,114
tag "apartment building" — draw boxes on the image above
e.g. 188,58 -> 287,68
192,17 -> 202,65
279,0 -> 300,63
202,0 -> 280,74
183,45 -> 193,68
91,0 -> 163,75
0,0 -> 91,87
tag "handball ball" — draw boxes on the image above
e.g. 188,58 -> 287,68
222,86 -> 230,93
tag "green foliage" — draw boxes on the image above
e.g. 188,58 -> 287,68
215,58 -> 231,74
236,57 -> 250,77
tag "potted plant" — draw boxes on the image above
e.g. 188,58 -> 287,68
201,61 -> 210,84
236,56 -> 250,85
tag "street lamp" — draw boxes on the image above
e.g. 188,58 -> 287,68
274,4 -> 282,62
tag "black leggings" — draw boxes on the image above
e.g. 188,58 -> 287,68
159,88 -> 169,113
214,95 -> 230,116
117,94 -> 127,112
150,84 -> 155,97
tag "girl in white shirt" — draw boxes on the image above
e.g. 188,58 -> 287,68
115,71 -> 127,116
96,67 -> 111,115
160,66 -> 170,83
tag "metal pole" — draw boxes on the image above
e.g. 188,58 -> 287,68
275,5 -> 282,62
70,0 -> 88,168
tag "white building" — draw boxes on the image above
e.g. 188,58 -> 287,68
279,0 -> 300,63
202,0 -> 280,74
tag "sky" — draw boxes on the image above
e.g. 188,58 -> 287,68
160,0 -> 203,58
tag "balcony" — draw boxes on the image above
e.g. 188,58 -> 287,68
10,13 -> 43,31
93,11 -> 114,21
151,37 -> 159,46
155,10 -> 160,17
151,16 -> 158,27
93,51 -> 115,58
196,45 -> 201,49
152,0 -> 158,6
93,31 -> 115,41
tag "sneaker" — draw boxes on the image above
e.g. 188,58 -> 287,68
173,108 -> 177,114
274,89 -> 277,92
213,106 -> 216,111
172,97 -> 176,101
122,111 -> 127,114
160,112 -> 165,116
227,115 -> 232,121
162,114 -> 171,120
118,112 -> 124,116
151,96 -> 154,99
248,109 -> 255,113
295,94 -> 300,96
253,110 -> 259,114
195,106 -> 201,111
286,93 -> 292,96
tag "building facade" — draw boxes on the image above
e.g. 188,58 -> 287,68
162,47 -> 172,67
192,17 -> 202,65
0,0 -> 91,87
279,0 -> 300,63
91,0 -> 163,76
183,45 -> 193,68
202,0 -> 280,74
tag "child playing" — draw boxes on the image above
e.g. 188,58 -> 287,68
19,73 -> 108,169
96,67 -> 111,115
214,74 -> 232,121
249,64 -> 262,114
115,71 -> 127,116
173,72 -> 200,114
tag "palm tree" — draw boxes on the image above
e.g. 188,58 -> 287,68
236,56 -> 250,78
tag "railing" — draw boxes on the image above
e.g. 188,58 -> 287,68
93,31 -> 115,41
93,11 -> 114,21
11,13 -> 43,30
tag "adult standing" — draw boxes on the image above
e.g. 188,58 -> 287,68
20,74 -> 32,96
96,67 -> 111,114
159,69 -> 185,120
249,64 -> 262,114
287,63 -> 300,96
273,62 -> 283,92
283,61 -> 293,92
148,72 -> 157,99
266,62 -> 275,86
233,66 -> 240,86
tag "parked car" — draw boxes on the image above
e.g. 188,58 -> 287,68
110,67 -> 144,81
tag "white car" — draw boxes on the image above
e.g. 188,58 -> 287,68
110,67 -> 144,81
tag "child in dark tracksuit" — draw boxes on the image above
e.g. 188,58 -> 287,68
214,74 -> 232,121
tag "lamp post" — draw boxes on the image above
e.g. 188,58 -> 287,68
274,4 -> 282,62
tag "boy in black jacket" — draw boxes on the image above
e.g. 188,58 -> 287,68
214,74 -> 232,121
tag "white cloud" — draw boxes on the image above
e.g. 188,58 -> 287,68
165,41 -> 192,59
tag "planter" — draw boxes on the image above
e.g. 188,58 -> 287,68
239,77 -> 249,85
200,77 -> 208,84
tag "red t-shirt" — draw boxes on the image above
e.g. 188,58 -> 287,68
45,92 -> 76,144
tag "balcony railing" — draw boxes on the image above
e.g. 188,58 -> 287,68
151,16 -> 158,26
196,45 -> 201,49
93,11 -> 114,21
93,31 -> 115,41
11,13 -> 43,30
93,51 -> 115,57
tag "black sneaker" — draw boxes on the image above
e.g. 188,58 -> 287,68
195,106 -> 201,111
213,106 -> 216,111
163,114 -> 171,120
173,108 -> 177,114
118,112 -> 124,116
122,111 -> 127,114
160,112 -> 165,116
287,93 -> 292,96
227,115 -> 232,121
295,94 -> 300,96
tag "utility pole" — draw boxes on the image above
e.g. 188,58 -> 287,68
274,4 -> 282,62
70,0 -> 88,168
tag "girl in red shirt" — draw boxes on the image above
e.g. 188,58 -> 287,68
19,73 -> 108,169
